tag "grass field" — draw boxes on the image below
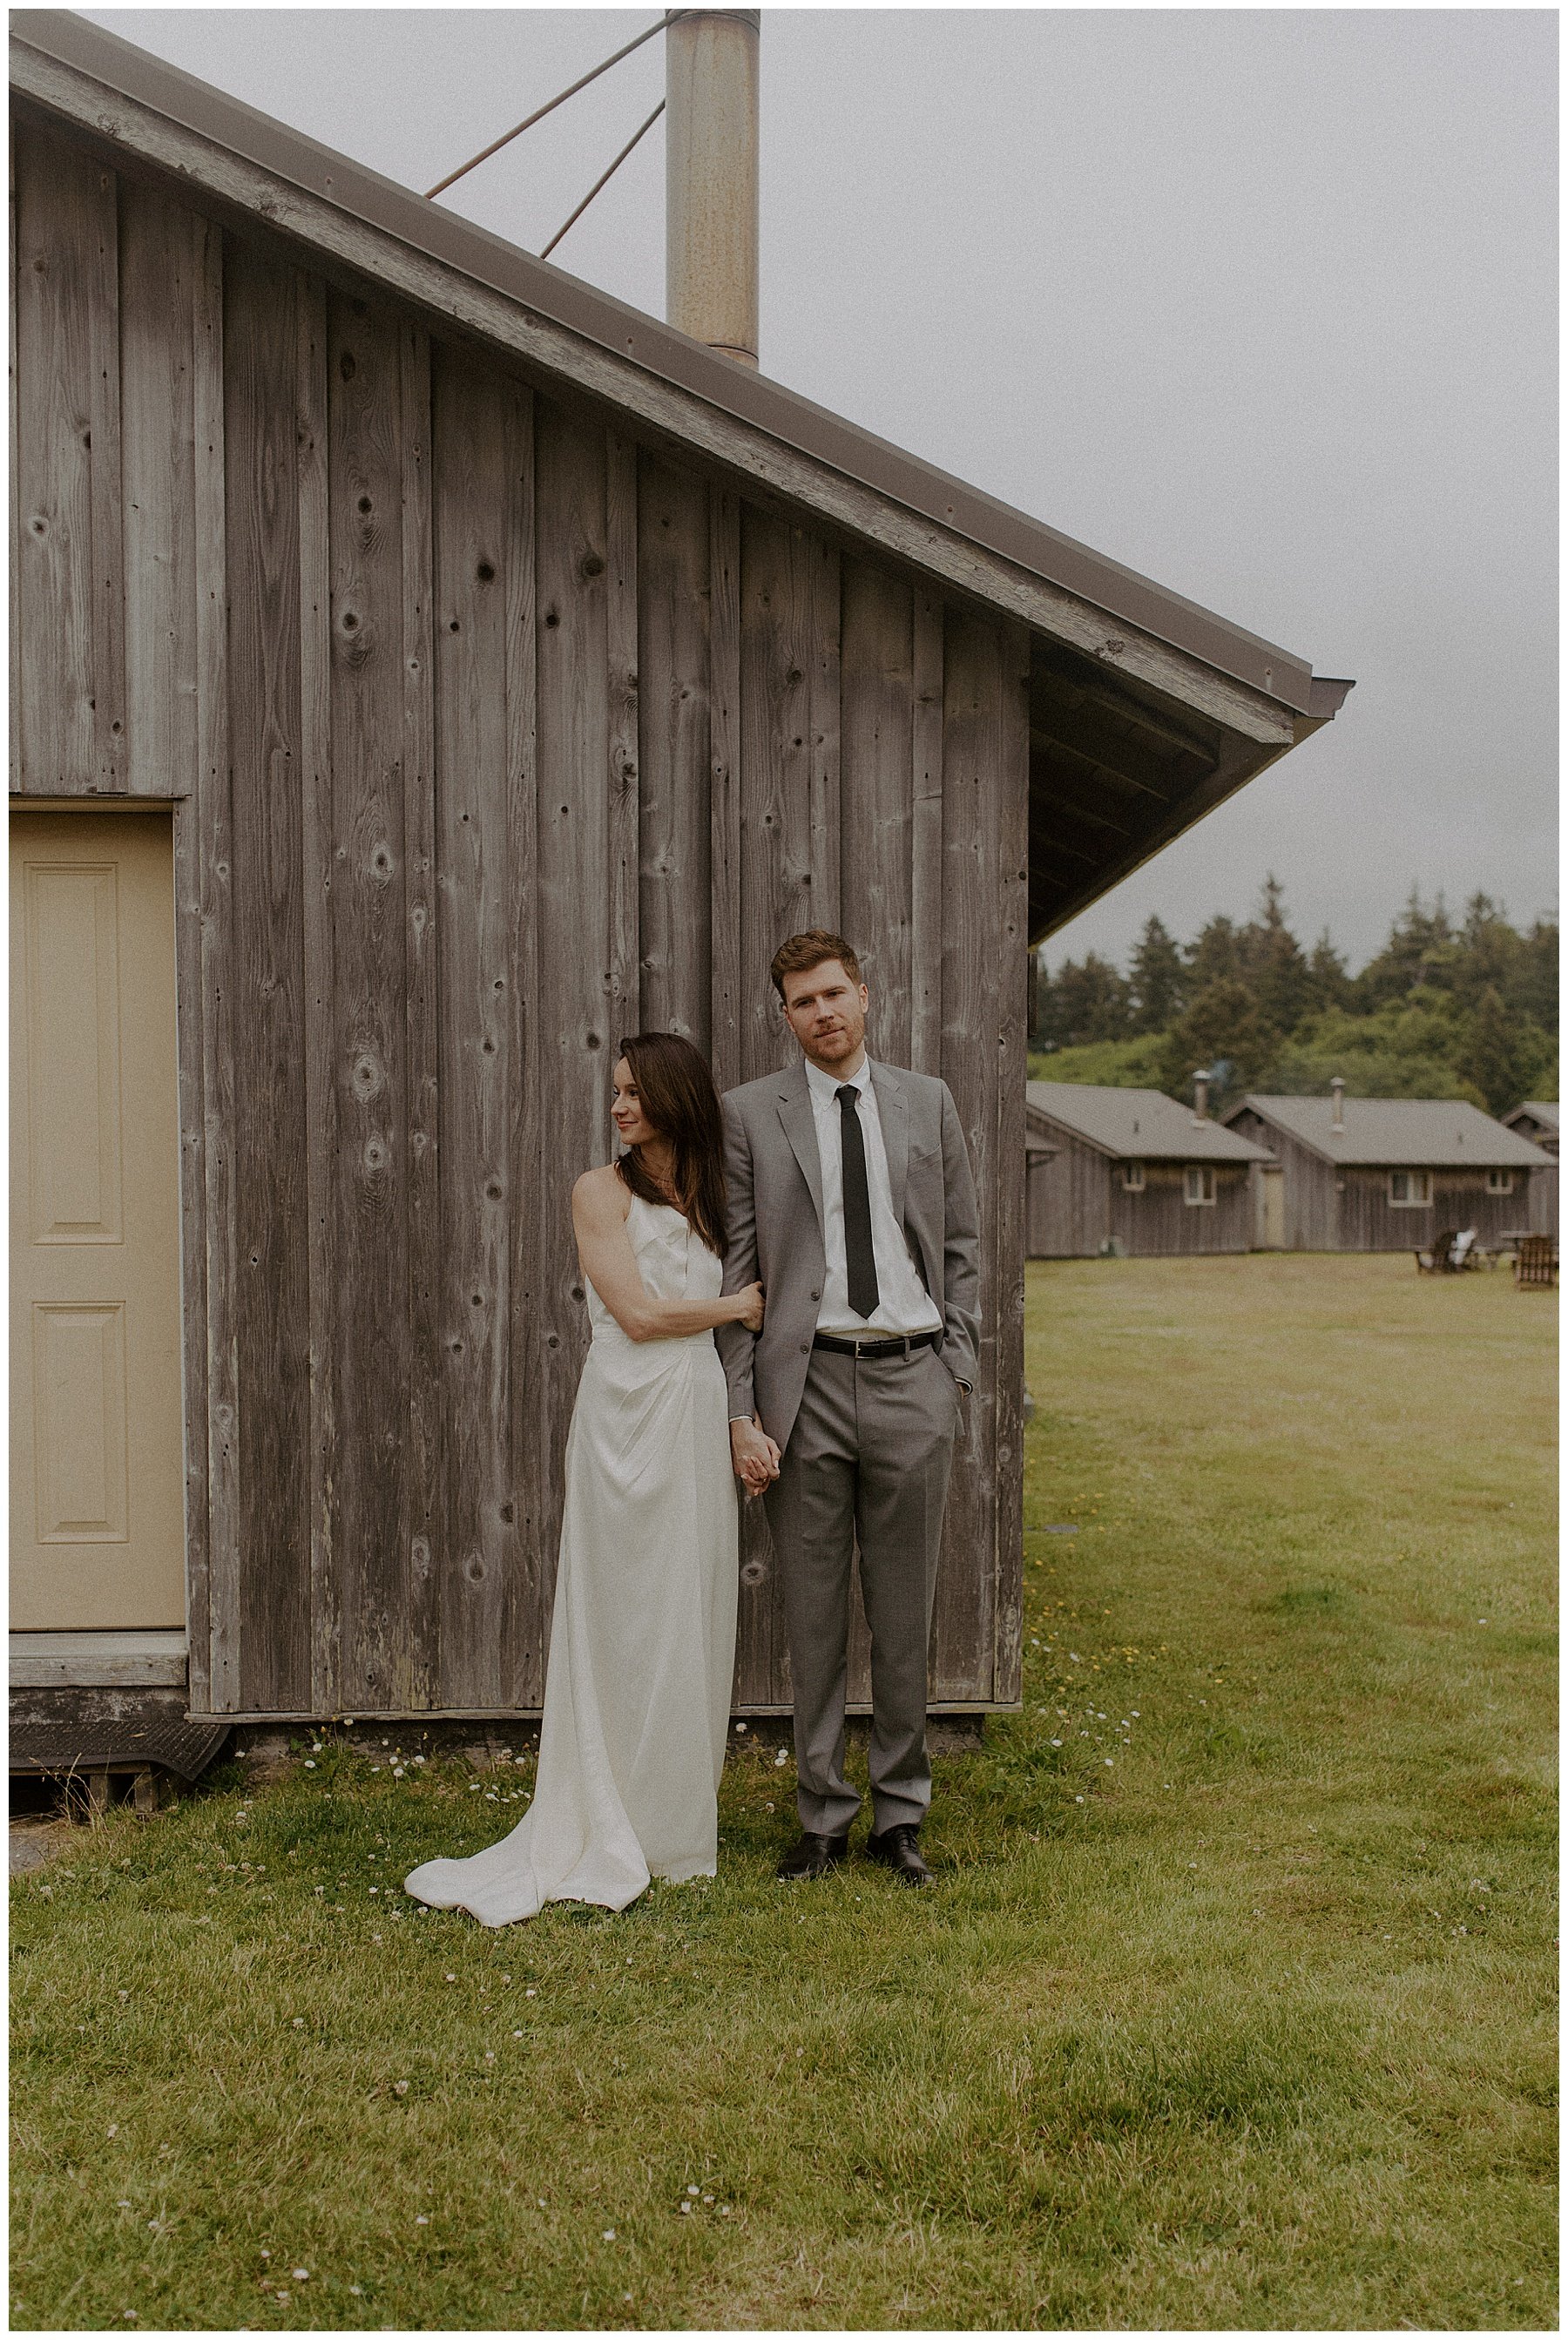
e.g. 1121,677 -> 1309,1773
10,1254 -> 1557,2330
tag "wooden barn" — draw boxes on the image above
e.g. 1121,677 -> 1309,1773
9,10 -> 1351,1741
1225,1088 -> 1552,1253
1025,1080 -> 1272,1258
1502,1103 -> 1558,1237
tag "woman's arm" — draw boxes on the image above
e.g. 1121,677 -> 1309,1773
571,1170 -> 763,1342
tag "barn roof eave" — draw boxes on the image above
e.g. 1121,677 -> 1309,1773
10,9 -> 1348,750
1224,1094 -> 1554,1171
1026,1083 -> 1274,1163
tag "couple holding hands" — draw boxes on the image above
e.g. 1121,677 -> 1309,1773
406,929 -> 979,1924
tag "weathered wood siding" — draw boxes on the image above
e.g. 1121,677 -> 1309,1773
1024,1119 -> 1253,1257
10,112 -> 1028,1715
1526,1160 -> 1558,1238
1226,1110 -> 1538,1250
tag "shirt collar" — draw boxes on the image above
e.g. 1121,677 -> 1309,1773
804,1051 -> 871,1106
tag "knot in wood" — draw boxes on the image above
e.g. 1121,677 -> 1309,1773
580,551 -> 605,579
350,1050 -> 385,1103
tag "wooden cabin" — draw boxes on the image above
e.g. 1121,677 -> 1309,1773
1026,1083 -> 1272,1258
1225,1092 -> 1552,1252
9,10 -> 1350,1737
1502,1103 -> 1558,1237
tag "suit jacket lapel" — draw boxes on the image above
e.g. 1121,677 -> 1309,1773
869,1059 -> 909,1227
776,1062 -> 824,1230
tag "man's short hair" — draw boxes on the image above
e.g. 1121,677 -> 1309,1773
770,930 -> 863,1003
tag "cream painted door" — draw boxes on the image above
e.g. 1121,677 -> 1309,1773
1260,1166 -> 1286,1249
10,810 -> 186,1628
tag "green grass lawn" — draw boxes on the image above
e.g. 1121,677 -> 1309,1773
11,1255 -> 1556,2330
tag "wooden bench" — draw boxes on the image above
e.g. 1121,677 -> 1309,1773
1513,1234 -> 1558,1289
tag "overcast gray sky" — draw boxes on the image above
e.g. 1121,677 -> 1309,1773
83,5 -> 1558,974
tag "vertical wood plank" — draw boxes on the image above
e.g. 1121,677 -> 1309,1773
400,317 -> 441,1711
180,213 -> 226,1714
120,180 -> 199,801
707,484 -> 742,1094
532,393 -> 611,1588
531,396 -> 612,1674
992,618 -> 1031,1705
606,430 -> 640,1049
636,452 -> 711,1045
933,606 -> 1003,1701
296,273 -> 339,1715
13,125 -> 98,790
840,558 -> 914,1065
503,384 -> 541,1706
909,590 -> 945,1078
10,131 -> 21,791
808,536 -> 841,937
737,507 -> 842,1083
431,343 -> 521,1708
326,287 -> 412,1713
222,240 -> 312,1713
85,158 -> 125,791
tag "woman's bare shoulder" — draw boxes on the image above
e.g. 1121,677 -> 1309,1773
571,1164 -> 632,1224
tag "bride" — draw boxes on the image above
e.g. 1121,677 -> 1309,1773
404,1032 -> 770,1926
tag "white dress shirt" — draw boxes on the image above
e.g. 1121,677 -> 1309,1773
804,1053 -> 943,1338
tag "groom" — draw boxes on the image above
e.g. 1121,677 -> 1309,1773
718,930 -> 980,1887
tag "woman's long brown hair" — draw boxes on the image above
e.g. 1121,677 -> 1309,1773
612,1031 -> 728,1259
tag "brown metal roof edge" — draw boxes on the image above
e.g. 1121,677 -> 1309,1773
11,9 -> 1336,720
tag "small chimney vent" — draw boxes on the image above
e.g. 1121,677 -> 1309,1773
666,9 -> 760,367
1192,1068 -> 1211,1125
1330,1076 -> 1345,1133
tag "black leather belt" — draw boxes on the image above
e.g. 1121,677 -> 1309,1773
812,1328 -> 940,1360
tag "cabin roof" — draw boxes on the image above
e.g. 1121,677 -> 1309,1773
1504,1100 -> 1559,1134
1227,1095 -> 1552,1170
11,9 -> 1348,727
1026,1082 -> 1274,1164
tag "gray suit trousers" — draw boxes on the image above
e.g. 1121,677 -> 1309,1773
763,1342 -> 960,1837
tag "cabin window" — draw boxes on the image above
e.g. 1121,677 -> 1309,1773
1487,1169 -> 1514,1194
1183,1165 -> 1216,1207
1389,1170 -> 1433,1207
1122,1161 -> 1146,1193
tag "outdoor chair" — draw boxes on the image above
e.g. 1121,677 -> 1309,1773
1414,1228 -> 1459,1274
1512,1234 -> 1558,1290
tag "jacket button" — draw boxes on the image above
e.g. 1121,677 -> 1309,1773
800,1340 -> 809,1353
809,1288 -> 821,1302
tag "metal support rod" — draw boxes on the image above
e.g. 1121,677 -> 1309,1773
540,101 -> 666,260
426,15 -> 669,201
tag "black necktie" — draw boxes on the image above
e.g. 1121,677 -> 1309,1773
836,1085 -> 881,1321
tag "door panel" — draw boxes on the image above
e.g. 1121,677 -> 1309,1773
1260,1166 -> 1285,1250
10,810 -> 186,1627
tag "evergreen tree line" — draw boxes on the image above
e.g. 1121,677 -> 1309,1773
1030,879 -> 1558,1116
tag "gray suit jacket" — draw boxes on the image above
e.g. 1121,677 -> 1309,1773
717,1058 -> 981,1455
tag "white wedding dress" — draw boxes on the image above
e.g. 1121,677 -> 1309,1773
404,1196 -> 739,1925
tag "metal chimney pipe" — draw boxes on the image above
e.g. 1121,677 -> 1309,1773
666,8 -> 760,367
1193,1069 -> 1211,1124
1330,1076 -> 1345,1133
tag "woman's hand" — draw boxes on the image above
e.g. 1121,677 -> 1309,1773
733,1281 -> 765,1331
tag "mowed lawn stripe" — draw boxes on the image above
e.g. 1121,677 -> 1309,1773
11,1253 -> 1556,2330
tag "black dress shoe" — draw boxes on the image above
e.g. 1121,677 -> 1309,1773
864,1824 -> 932,1886
776,1831 -> 849,1880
